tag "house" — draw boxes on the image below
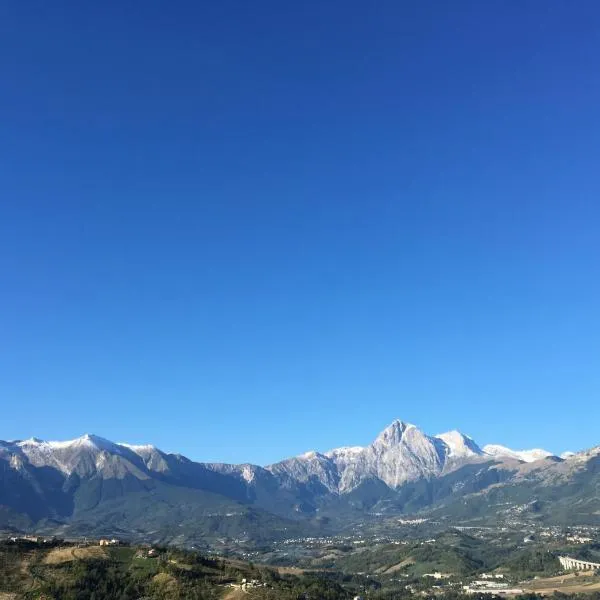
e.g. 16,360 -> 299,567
567,535 -> 593,544
99,538 -> 120,546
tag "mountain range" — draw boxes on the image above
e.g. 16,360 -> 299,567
1,420 -> 599,544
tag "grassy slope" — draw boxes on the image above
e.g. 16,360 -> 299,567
0,541 -> 353,600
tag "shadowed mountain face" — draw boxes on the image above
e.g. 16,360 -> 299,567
0,422 -> 598,542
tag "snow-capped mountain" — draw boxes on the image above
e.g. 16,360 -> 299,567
267,420 -> 450,493
266,421 -> 450,493
13,434 -> 150,478
482,444 -> 555,463
435,430 -> 484,460
268,420 -> 508,493
1,421 -> 598,543
3,423 -> 557,490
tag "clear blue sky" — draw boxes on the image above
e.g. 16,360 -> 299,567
1,1 -> 599,464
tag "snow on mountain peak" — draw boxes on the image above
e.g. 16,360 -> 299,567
483,444 -> 555,463
7,435 -> 172,479
270,420 -> 490,494
10,434 -> 138,476
435,430 -> 484,458
16,434 -> 121,452
300,450 -> 319,459
44,434 -> 124,454
17,437 -> 44,446
325,446 -> 364,459
4,425 -> 564,494
119,443 -> 158,456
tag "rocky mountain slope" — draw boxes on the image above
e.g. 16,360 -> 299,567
266,421 -> 488,493
265,420 -> 555,492
0,421 -> 597,542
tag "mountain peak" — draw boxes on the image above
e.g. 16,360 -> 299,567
63,433 -> 111,446
438,429 -> 463,438
17,437 -> 44,445
300,450 -> 319,459
374,419 -> 416,446
21,434 -> 124,455
435,430 -> 483,459
78,433 -> 101,443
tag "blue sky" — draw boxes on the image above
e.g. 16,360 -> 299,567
1,1 -> 599,464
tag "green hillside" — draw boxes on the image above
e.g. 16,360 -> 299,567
0,540 -> 354,600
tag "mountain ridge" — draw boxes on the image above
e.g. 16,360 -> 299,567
4,421 -> 561,471
1,422 -> 564,494
1,420 -> 598,544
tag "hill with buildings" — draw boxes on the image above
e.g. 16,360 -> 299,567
2,531 -> 600,600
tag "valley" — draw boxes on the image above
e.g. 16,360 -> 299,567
2,523 -> 600,599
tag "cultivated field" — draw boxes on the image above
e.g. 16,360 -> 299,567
43,546 -> 109,564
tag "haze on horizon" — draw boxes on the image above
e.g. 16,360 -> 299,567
1,1 -> 599,465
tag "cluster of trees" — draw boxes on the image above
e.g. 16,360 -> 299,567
506,549 -> 560,576
37,559 -> 146,600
